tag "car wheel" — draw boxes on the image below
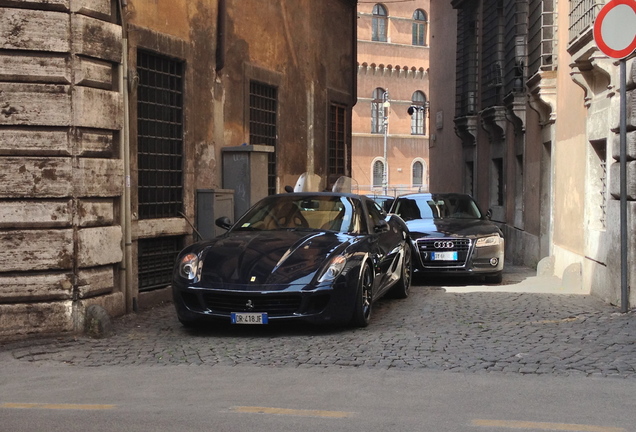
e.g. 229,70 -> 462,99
390,245 -> 412,299
350,264 -> 373,327
485,272 -> 503,284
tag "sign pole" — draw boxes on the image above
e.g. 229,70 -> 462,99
593,0 -> 636,312
620,58 -> 628,313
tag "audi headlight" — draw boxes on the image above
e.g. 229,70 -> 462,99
317,255 -> 347,283
178,253 -> 201,281
475,235 -> 502,248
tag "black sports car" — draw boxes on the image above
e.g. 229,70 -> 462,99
173,192 -> 412,328
389,193 -> 504,283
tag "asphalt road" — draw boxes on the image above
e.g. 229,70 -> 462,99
1,267 -> 635,432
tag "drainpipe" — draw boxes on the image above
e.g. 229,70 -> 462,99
118,0 -> 135,313
216,0 -> 226,72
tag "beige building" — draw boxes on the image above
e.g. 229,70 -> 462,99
353,1 -> 430,197
429,0 -> 635,308
0,0 -> 357,341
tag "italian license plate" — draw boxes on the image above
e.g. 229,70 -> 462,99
231,312 -> 268,324
431,251 -> 458,261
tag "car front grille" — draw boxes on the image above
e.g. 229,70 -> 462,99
415,238 -> 472,268
201,292 -> 302,316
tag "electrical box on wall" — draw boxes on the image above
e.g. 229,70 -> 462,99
196,189 -> 235,240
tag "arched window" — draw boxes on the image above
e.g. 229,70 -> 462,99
412,9 -> 427,46
372,4 -> 388,42
410,91 -> 427,135
412,161 -> 424,187
373,160 -> 385,187
371,88 -> 386,134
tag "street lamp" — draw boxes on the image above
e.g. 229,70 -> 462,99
382,91 -> 390,195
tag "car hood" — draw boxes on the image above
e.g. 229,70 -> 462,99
195,230 -> 352,286
405,218 -> 502,239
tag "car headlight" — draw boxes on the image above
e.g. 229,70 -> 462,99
317,255 -> 347,283
178,253 -> 201,281
475,235 -> 502,248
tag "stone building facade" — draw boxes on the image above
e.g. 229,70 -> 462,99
352,1 -> 430,197
429,0 -> 635,307
0,0 -> 357,341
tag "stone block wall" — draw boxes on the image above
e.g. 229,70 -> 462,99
0,0 -> 124,341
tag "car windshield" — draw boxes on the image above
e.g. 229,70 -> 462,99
233,195 -> 363,233
393,195 -> 482,221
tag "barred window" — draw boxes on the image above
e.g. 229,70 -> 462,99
373,160 -> 385,187
138,236 -> 182,292
328,103 -> 350,177
371,88 -> 386,134
411,91 -> 427,135
481,0 -> 504,108
455,2 -> 479,116
249,81 -> 278,195
137,50 -> 184,220
492,158 -> 504,206
412,161 -> 423,187
589,140 -> 607,229
528,0 -> 556,76
412,9 -> 427,46
372,4 -> 388,42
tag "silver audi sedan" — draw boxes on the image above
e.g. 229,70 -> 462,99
389,193 -> 504,284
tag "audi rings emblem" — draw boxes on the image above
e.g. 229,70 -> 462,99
434,241 -> 455,249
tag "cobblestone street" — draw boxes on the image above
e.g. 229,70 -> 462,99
3,269 -> 636,378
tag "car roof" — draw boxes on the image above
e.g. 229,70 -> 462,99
270,191 -> 369,200
395,192 -> 476,199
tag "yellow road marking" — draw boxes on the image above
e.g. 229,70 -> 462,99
472,419 -> 625,432
1,403 -> 115,410
230,406 -> 353,418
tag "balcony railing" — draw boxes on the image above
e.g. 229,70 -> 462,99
569,0 -> 602,42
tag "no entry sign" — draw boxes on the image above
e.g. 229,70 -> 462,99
593,0 -> 636,59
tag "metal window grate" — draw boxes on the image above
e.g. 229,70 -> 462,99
328,104 -> 349,176
137,50 -> 184,219
138,236 -> 182,292
249,81 -> 278,195
481,0 -> 504,108
503,1 -> 528,96
455,3 -> 479,116
600,158 -> 607,227
528,0 -> 556,75
493,158 -> 504,206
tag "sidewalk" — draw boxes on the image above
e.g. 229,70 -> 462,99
441,264 -> 585,294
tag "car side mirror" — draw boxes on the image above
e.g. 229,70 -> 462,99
374,219 -> 389,233
215,216 -> 232,230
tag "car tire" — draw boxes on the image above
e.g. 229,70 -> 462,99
350,264 -> 373,327
390,245 -> 412,299
485,272 -> 503,284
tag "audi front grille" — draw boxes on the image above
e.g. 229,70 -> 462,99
415,238 -> 472,268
